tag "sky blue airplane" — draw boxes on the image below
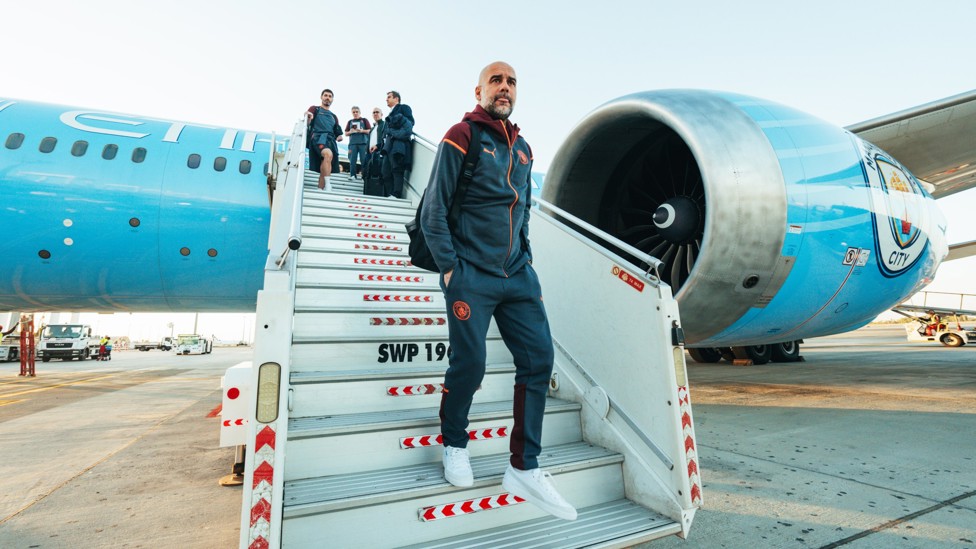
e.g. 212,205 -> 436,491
0,90 -> 973,363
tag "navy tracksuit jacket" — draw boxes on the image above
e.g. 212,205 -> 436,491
420,105 -> 553,470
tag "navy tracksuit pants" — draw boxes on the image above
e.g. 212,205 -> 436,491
438,260 -> 554,470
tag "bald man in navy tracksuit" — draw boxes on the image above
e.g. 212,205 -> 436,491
420,61 -> 576,521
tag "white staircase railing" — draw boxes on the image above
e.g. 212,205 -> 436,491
239,115 -> 308,549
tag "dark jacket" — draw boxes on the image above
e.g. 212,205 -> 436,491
420,104 -> 534,277
382,103 -> 414,164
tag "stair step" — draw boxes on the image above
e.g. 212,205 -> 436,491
284,441 -> 617,512
290,363 -> 517,416
282,463 -> 632,548
296,266 -> 436,289
283,398 -> 583,479
289,337 -> 512,373
401,499 -> 681,549
293,311 -> 452,340
296,248 -> 414,269
295,284 -> 445,311
289,397 -> 579,438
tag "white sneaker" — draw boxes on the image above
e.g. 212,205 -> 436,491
443,446 -> 473,487
502,465 -> 577,520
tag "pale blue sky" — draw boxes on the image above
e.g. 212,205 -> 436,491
2,0 -> 974,333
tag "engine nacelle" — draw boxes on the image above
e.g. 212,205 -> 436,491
543,90 -> 947,346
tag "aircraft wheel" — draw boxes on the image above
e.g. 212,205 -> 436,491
688,347 -> 722,363
733,345 -> 772,365
42,356 -> 51,362
941,333 -> 964,347
719,347 -> 735,362
771,341 -> 801,362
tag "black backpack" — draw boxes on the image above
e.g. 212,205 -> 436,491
405,122 -> 481,272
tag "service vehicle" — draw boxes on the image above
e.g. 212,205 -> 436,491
175,334 -> 213,355
133,337 -> 174,351
0,335 -> 19,362
36,324 -> 98,361
893,305 -> 976,347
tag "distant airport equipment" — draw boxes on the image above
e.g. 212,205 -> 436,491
133,337 -> 174,351
0,335 -> 18,362
36,324 -> 97,361
175,334 -> 213,355
892,301 -> 976,347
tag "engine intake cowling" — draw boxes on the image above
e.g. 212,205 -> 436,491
542,90 -> 944,345
543,90 -> 788,343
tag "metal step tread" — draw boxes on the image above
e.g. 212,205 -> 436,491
288,397 -> 580,438
400,498 -> 681,549
283,441 -> 618,513
290,363 -> 515,384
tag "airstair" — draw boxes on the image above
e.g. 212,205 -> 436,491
239,122 -> 701,548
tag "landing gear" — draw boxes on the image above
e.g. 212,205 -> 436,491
771,340 -> 801,362
732,345 -> 772,365
687,347 -> 722,363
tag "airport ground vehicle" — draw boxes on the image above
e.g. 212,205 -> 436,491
892,303 -> 976,347
133,337 -> 174,351
0,335 -> 18,362
175,334 -> 213,355
903,316 -> 976,347
36,324 -> 98,361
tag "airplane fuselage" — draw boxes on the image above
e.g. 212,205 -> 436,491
0,100 -> 274,311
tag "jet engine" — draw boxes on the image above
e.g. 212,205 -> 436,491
542,90 -> 946,360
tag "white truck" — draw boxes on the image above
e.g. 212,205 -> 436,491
36,324 -> 98,361
0,335 -> 19,362
175,334 -> 213,355
133,337 -> 174,351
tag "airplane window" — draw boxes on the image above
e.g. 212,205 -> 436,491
187,154 -> 201,169
214,156 -> 227,172
239,160 -> 252,174
71,141 -> 89,157
5,133 -> 25,149
132,147 -> 147,163
102,144 -> 118,160
264,162 -> 269,176
39,137 -> 57,153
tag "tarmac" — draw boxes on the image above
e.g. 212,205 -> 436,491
0,325 -> 974,548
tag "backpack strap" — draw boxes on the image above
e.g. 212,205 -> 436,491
447,121 -> 481,230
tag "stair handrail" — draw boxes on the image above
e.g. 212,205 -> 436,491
532,197 -> 664,286
266,117 -> 308,270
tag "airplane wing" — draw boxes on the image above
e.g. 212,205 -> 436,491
891,303 -> 976,317
846,89 -> 976,199
947,239 -> 976,262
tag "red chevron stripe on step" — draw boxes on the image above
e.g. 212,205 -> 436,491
343,197 -> 369,203
399,426 -> 507,449
222,418 -> 246,427
419,493 -> 525,522
357,233 -> 397,240
356,223 -> 388,228
678,385 -> 702,506
370,317 -> 446,326
354,244 -> 402,251
355,258 -> 409,266
363,294 -> 433,302
360,274 -> 423,282
387,383 -> 479,396
247,424 -> 277,548
387,383 -> 443,396
347,205 -> 373,210
353,213 -> 380,219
